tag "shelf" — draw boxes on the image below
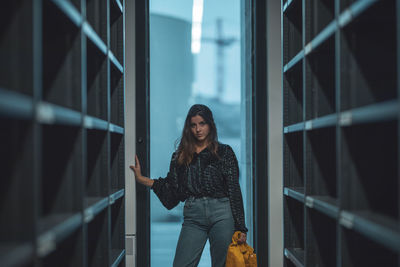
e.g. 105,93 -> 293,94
307,21 -> 337,56
284,197 -> 304,252
0,118 -> 35,243
0,88 -> 33,120
341,227 -> 399,266
284,248 -> 304,267
83,22 -> 107,55
36,102 -> 82,126
84,197 -> 109,223
341,121 -> 398,220
87,129 -> 108,197
0,242 -> 34,267
339,0 -> 377,17
109,51 -> 124,73
87,38 -> 107,121
37,213 -> 82,257
40,228 -> 83,267
111,249 -> 125,267
306,209 -> 336,267
86,0 -> 107,43
283,0 -> 302,65
110,64 -> 124,127
339,100 -> 399,127
51,0 -> 82,27
284,187 -> 305,203
284,122 -> 304,134
305,196 -> 339,219
306,114 -> 337,130
43,0 -> 81,111
113,0 -> 123,13
283,62 -> 303,126
110,189 -> 125,205
284,114 -> 338,133
340,0 -> 396,110
305,35 -> 335,119
87,210 -> 109,267
306,127 -> 336,198
283,131 -> 303,188
41,124 -> 82,217
284,50 -> 304,73
110,0 -> 124,64
305,0 -> 335,43
109,123 -> 124,134
339,210 -> 400,253
0,0 -> 126,266
0,1 -> 33,96
111,198 -> 125,258
111,133 -> 125,191
84,115 -> 108,131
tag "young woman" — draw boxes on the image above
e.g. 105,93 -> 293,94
130,104 -> 247,267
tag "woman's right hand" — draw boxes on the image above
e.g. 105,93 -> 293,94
129,155 -> 154,187
130,155 -> 142,179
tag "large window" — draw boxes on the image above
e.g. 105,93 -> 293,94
149,0 -> 252,265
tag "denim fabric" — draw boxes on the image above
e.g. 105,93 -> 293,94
173,197 -> 235,267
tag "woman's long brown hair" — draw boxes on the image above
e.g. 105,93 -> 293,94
176,104 -> 219,165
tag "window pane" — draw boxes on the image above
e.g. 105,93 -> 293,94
149,0 -> 251,266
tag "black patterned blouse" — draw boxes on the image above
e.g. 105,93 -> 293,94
151,143 -> 248,232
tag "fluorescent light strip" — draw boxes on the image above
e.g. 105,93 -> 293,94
191,0 -> 204,54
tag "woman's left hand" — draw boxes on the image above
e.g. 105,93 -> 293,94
237,232 -> 247,244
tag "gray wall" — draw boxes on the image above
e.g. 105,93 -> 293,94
267,0 -> 283,266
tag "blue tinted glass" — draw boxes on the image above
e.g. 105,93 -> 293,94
150,0 -> 247,266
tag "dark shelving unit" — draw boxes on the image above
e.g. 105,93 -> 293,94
282,0 -> 400,265
43,0 -> 81,111
283,0 -> 303,65
0,1 -> 125,266
305,36 -> 335,119
0,1 -> 33,96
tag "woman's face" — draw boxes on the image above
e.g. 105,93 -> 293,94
190,115 -> 210,143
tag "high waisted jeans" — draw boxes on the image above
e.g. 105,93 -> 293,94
173,196 -> 235,267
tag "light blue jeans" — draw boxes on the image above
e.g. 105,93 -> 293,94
173,196 -> 235,267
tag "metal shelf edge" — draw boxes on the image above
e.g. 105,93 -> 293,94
284,248 -> 304,267
115,0 -> 123,13
338,0 -> 377,27
307,21 -> 337,55
51,0 -> 83,27
110,189 -> 125,204
84,115 -> 108,130
340,100 -> 399,126
283,187 -> 305,203
111,249 -> 126,267
284,122 -> 304,133
306,196 -> 339,219
284,50 -> 304,73
282,0 -> 293,13
308,114 -> 337,130
0,88 -> 33,120
352,213 -> 400,252
83,22 -> 108,55
109,123 -> 124,134
0,242 -> 34,267
37,213 -> 82,257
36,102 -> 82,126
109,51 -> 124,73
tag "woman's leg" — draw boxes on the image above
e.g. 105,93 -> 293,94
173,223 -> 208,267
208,198 -> 235,267
173,198 -> 208,267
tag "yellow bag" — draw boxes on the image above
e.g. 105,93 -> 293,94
225,231 -> 257,267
